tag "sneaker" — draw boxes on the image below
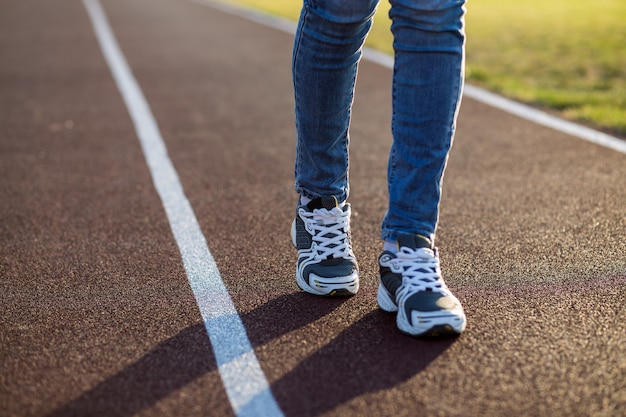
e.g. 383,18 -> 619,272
291,196 -> 359,297
377,233 -> 466,336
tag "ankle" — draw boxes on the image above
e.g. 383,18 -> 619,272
383,240 -> 397,253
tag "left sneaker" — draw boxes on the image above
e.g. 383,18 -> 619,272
377,233 -> 466,337
291,196 -> 359,297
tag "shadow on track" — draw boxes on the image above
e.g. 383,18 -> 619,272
270,307 -> 456,416
45,292 -> 454,416
44,292 -> 344,416
44,323 -> 217,417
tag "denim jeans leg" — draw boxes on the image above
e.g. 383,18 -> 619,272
381,0 -> 466,243
293,0 -> 380,203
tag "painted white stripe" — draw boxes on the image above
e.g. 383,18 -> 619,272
462,84 -> 626,155
81,1 -> 284,416
195,0 -> 626,155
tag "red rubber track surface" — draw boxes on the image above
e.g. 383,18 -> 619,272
1,1 -> 625,416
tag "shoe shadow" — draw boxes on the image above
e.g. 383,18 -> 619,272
44,323 -> 218,417
270,308 -> 456,417
44,292 -> 346,417
44,291 -> 453,417
239,291 -> 350,346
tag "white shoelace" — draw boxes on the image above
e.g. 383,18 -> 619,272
301,207 -> 352,260
394,247 -> 445,292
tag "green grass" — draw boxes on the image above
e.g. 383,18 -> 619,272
222,0 -> 626,136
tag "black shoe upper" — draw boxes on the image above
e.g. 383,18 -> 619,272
379,233 -> 459,318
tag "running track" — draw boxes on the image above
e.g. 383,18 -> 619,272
1,0 -> 625,416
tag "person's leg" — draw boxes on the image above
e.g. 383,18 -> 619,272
293,0 -> 379,203
381,0 -> 466,244
377,0 -> 467,336
291,0 -> 379,297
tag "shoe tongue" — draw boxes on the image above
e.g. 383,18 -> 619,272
307,196 -> 339,211
397,234 -> 432,250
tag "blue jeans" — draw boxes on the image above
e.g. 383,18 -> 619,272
293,0 -> 466,243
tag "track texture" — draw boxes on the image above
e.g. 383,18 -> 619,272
1,0 -> 625,416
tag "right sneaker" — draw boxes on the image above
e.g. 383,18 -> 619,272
377,233 -> 466,337
291,196 -> 359,297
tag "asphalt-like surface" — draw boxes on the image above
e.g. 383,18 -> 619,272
1,0 -> 625,416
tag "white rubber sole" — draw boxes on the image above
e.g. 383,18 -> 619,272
377,282 -> 466,336
297,272 -> 359,297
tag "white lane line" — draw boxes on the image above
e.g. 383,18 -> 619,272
462,85 -> 626,155
194,0 -> 626,156
81,1 -> 284,416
